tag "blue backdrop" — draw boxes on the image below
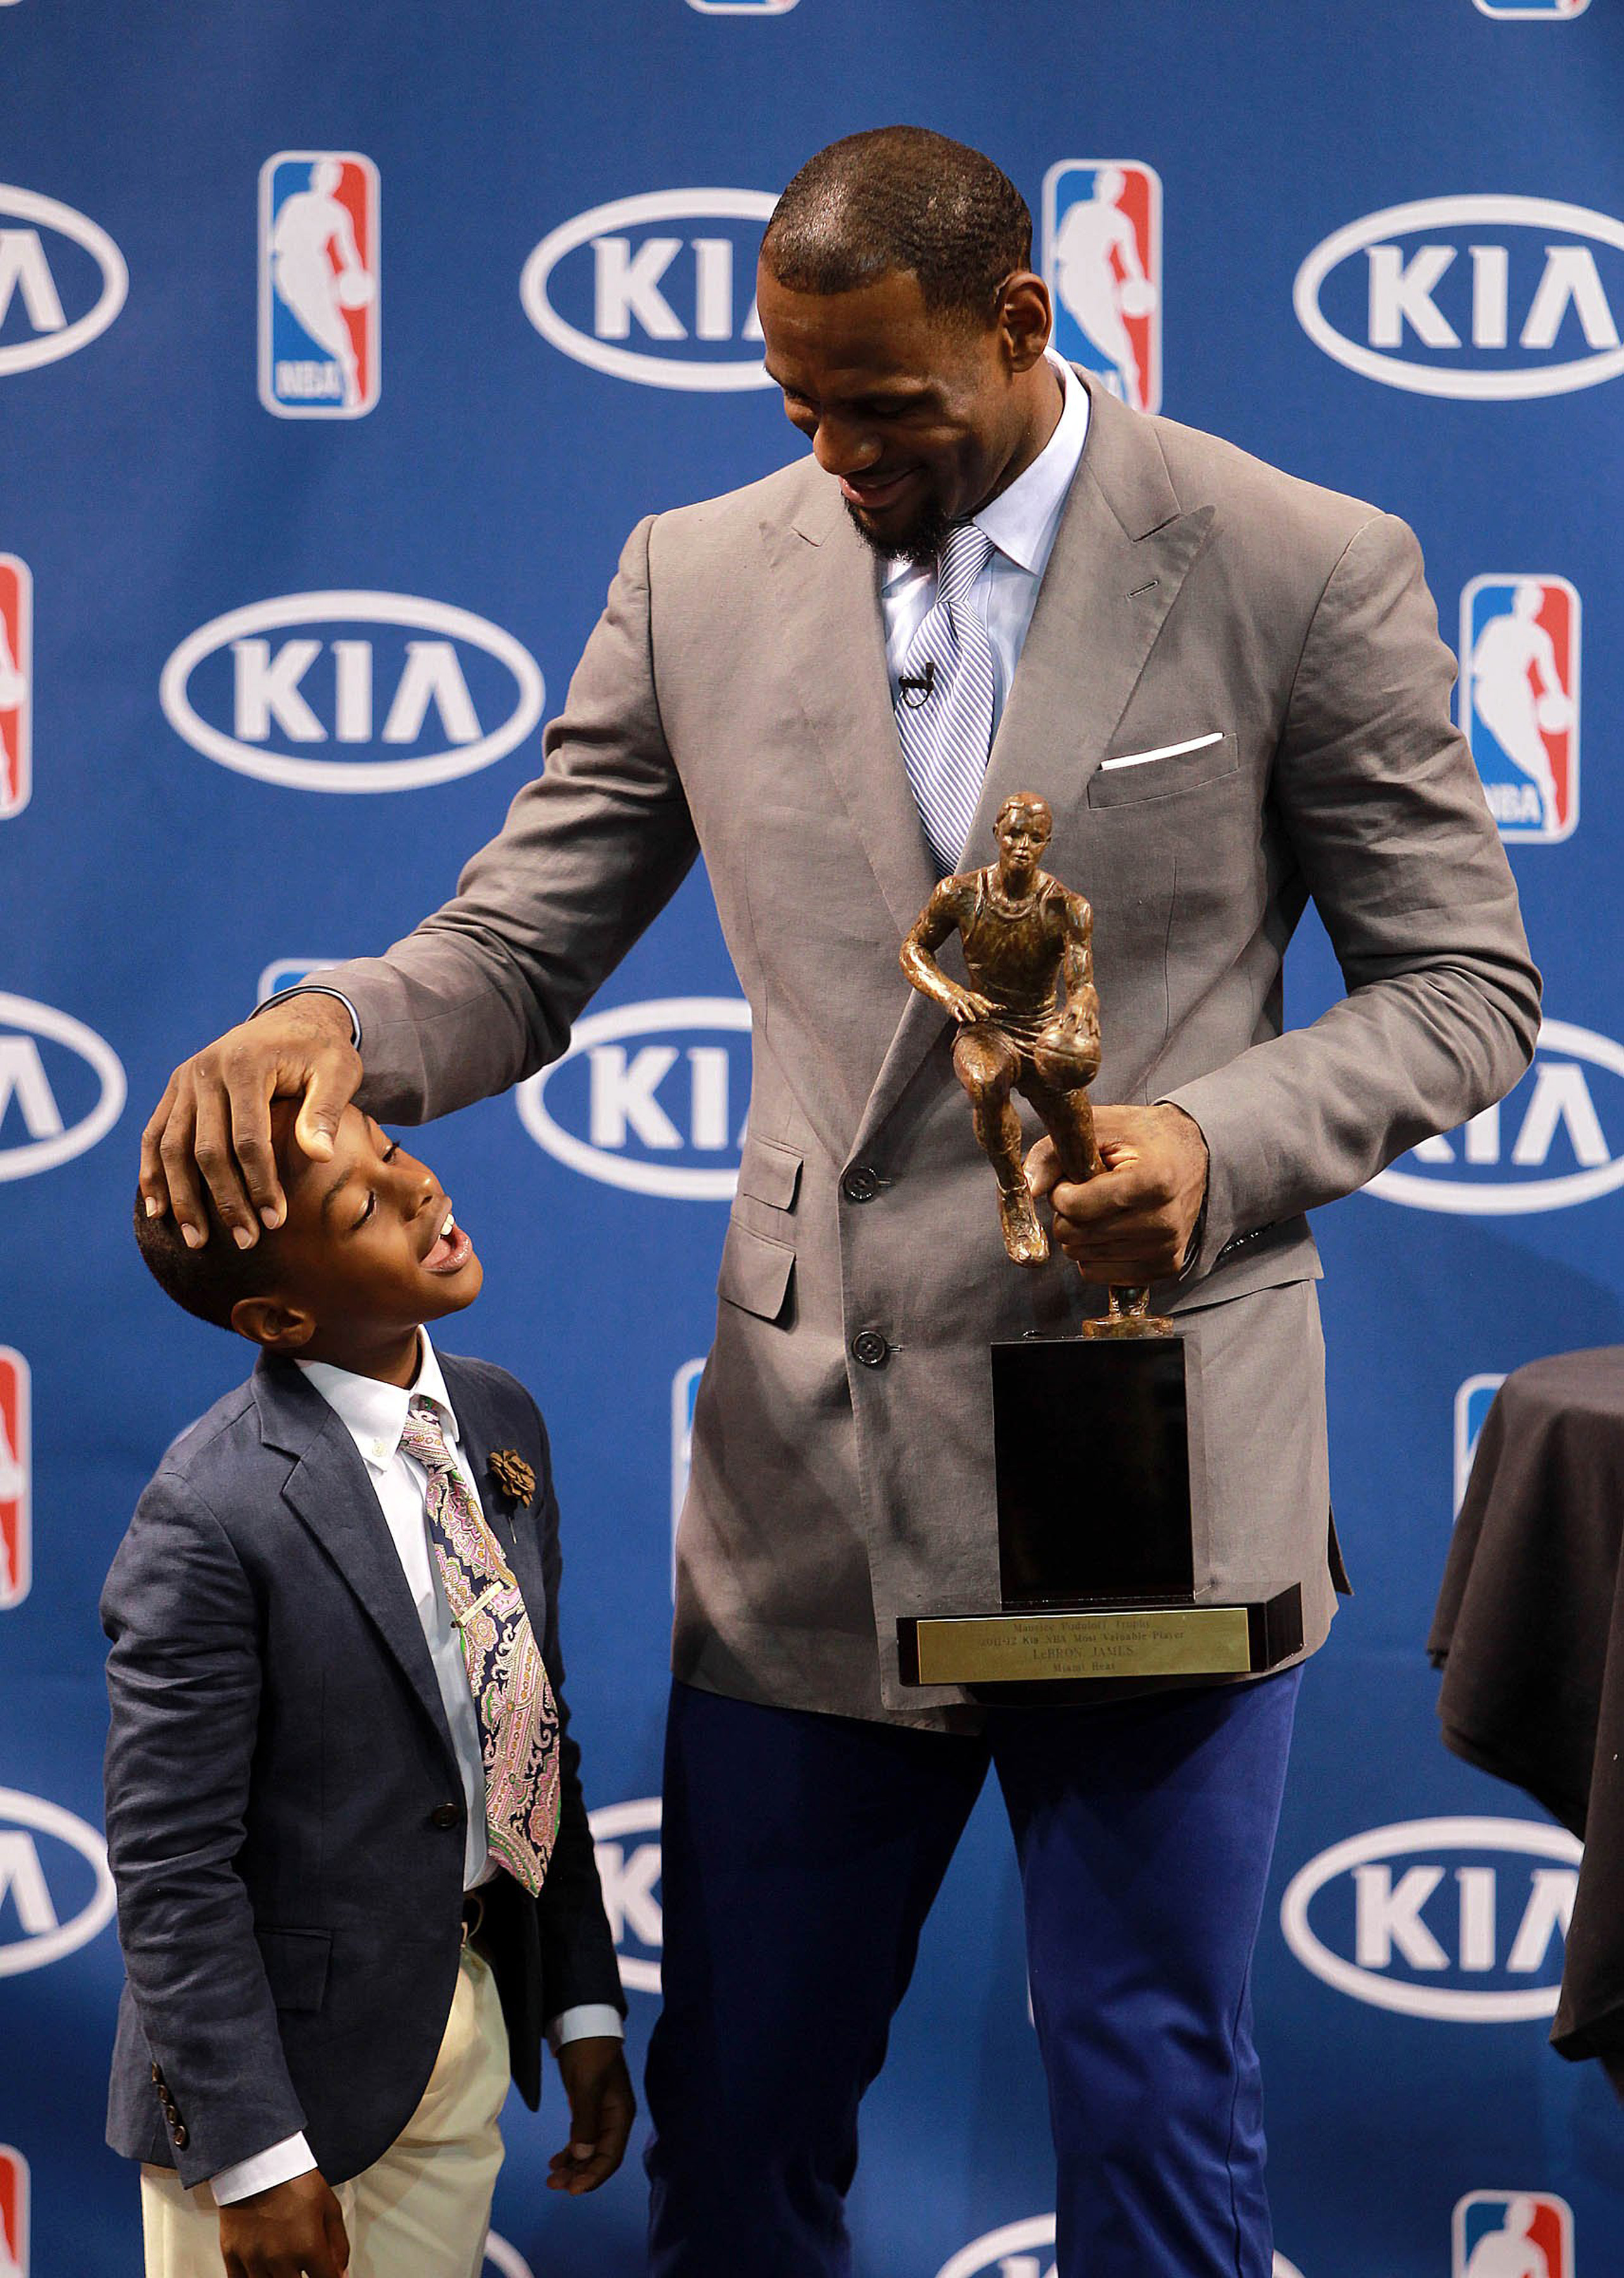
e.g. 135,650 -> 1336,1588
3,5 -> 1623,2275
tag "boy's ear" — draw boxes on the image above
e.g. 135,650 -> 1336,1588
230,1293 -> 317,1352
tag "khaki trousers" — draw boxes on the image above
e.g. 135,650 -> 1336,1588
140,1946 -> 509,2278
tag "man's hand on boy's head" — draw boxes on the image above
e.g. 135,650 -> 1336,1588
547,2036 -> 636,2196
140,997 -> 361,1254
218,2170 -> 349,2277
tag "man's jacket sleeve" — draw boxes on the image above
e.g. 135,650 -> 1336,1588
1164,511 -> 1541,1274
319,514 -> 698,1125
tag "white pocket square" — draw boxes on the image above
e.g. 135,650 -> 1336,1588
1099,730 -> 1225,773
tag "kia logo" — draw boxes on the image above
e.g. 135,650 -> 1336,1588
588,1797 -> 662,1995
935,2214 -> 1304,2277
518,997 -> 750,1200
159,592 -> 545,793
0,1787 -> 116,1977
1368,1019 -> 1624,1214
1280,1815 -> 1581,2022
483,2234 -> 535,2278
521,189 -> 777,390
0,185 -> 127,377
1295,196 -> 1624,399
0,992 -> 125,1182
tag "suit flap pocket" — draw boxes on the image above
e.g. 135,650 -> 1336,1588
1088,730 -> 1238,808
255,1927 -> 332,2014
718,1217 -> 795,1323
737,1132 -> 802,1211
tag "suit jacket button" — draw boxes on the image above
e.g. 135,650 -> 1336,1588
151,2062 -> 164,2086
852,1329 -> 889,1369
430,1803 -> 463,1829
171,2123 -> 188,2148
841,1165 -> 880,1204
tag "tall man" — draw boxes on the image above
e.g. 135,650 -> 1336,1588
143,128 -> 1539,2276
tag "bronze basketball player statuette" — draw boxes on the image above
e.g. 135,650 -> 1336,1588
901,791 -> 1169,1336
893,791 -> 1303,1692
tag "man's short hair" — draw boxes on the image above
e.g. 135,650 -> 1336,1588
132,1191 -> 280,1331
762,127 -> 1032,324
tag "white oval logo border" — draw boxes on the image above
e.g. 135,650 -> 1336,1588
0,992 -> 126,1183
1294,195 -> 1624,401
0,184 -> 128,377
1368,1019 -> 1624,1214
1280,1813 -> 1582,2022
520,188 -> 778,392
936,2217 -> 1301,2278
518,997 -> 751,1200
158,591 -> 545,793
0,1784 -> 116,1977
588,1795 -> 662,1996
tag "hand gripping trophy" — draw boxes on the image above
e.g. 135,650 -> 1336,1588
900,791 -> 1167,1336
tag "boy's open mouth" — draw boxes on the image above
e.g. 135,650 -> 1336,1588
422,1204 -> 474,1274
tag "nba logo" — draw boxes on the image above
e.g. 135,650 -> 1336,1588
1460,576 -> 1580,843
1042,161 -> 1162,413
0,557 -> 30,820
1473,0 -> 1589,16
259,152 -> 380,418
1455,1374 -> 1505,1516
671,1359 -> 705,1597
0,1351 -> 30,1610
0,2144 -> 27,2278
1453,2191 -> 1571,2277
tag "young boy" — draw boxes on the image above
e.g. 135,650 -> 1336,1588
105,1104 -> 633,2278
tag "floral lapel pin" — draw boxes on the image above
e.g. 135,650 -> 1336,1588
488,1448 -> 536,1506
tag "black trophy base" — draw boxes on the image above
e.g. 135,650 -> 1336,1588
896,1333 -> 1305,1694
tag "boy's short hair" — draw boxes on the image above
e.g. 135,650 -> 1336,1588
132,1191 -> 280,1330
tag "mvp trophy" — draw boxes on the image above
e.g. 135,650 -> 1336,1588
895,792 -> 1301,1696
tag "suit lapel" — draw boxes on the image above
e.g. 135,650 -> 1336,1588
852,377 -> 1215,1153
760,478 -> 938,943
435,1355 -> 549,1642
254,1358 -> 459,1774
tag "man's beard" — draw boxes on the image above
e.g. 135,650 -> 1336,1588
843,490 -> 955,568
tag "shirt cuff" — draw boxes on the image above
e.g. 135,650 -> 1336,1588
547,2004 -> 626,2053
252,983 -> 363,1049
211,2132 -> 317,2205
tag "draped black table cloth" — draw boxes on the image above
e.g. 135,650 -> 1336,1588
1430,1348 -> 1624,2092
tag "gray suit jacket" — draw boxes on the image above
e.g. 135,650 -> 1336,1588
328,373 -> 1539,1729
103,1352 -> 623,2186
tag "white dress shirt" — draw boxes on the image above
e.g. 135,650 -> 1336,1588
212,1333 -> 620,2205
881,349 -> 1090,736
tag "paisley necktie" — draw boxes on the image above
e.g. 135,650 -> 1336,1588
399,1398 -> 561,1895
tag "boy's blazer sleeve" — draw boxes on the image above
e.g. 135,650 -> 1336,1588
529,1409 -> 626,2019
321,514 -> 700,1124
102,1471 -> 307,2186
1164,511 -> 1541,1274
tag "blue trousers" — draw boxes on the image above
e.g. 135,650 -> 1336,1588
645,1666 -> 1302,2278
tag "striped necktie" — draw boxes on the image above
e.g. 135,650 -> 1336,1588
894,521 -> 998,876
399,1398 -> 561,1895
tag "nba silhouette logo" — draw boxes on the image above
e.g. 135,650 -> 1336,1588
1460,576 -> 1580,843
1455,1374 -> 1505,1516
671,1359 -> 704,1598
259,152 -> 380,418
0,557 -> 30,820
0,2144 -> 27,2277
1453,2190 -> 1571,2276
1042,161 -> 1162,413
0,1350 -> 30,1610
1473,0 -> 1589,17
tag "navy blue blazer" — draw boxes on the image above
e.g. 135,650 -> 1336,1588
102,1348 -> 624,2189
